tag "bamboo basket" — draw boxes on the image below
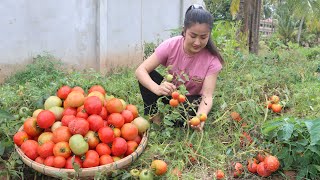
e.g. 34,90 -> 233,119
15,126 -> 148,179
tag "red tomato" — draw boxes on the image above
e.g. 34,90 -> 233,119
37,141 -> 55,158
37,110 -> 56,129
68,118 -> 89,136
98,127 -> 115,144
107,113 -> 125,128
84,131 -> 100,149
100,154 -> 114,165
88,85 -> 106,95
82,150 -> 100,168
87,114 -> 104,132
96,143 -> 111,156
53,141 -> 71,158
57,85 -> 72,100
44,156 -> 55,167
53,156 -> 66,168
121,110 -> 134,123
65,155 -> 83,169
84,96 -> 103,115
13,131 -> 29,146
23,117 -> 43,137
21,140 -> 39,160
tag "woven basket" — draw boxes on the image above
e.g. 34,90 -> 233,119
15,126 -> 148,178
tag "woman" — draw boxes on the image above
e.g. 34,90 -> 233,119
135,4 -> 224,131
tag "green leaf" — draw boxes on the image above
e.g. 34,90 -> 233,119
0,109 -> 15,120
278,123 -> 294,141
314,165 -> 320,172
305,119 -> 320,146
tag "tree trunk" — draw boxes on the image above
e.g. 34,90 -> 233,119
238,0 -> 261,54
297,16 -> 304,44
249,0 -> 261,54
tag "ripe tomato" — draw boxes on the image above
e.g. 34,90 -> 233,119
71,86 -> 85,94
37,110 -> 56,129
37,141 -> 55,158
171,91 -> 180,99
178,94 -> 186,103
87,114 -> 104,132
199,113 -> 207,122
68,118 -> 89,136
215,169 -> 225,179
271,103 -> 282,113
56,85 -> 72,100
111,137 -> 127,156
230,111 -> 242,122
84,131 -> 100,149
121,123 -> 138,141
98,126 -> 115,144
113,128 -> 121,137
269,95 -> 280,104
61,114 -> 76,126
105,98 -> 124,114
65,91 -> 85,108
121,110 -> 134,123
257,162 -> 272,177
52,126 -> 72,143
53,156 -> 66,168
76,109 -> 89,119
21,140 -> 39,160
151,160 -> 168,176
35,156 -> 44,164
99,154 -> 114,165
23,117 -> 43,137
108,113 -> 125,128
264,155 -> 280,172
88,85 -> 106,95
84,96 -> 103,115
190,117 -> 200,126
44,156 -> 55,167
37,132 -> 53,145
99,107 -> 108,120
125,104 -> 139,119
65,155 -> 83,169
257,152 -> 266,162
247,158 -> 258,173
53,141 -> 71,158
96,143 -> 111,156
234,162 -> 243,173
266,101 -> 272,109
62,107 -> 77,116
133,135 -> 142,144
13,131 -> 29,146
82,150 -> 100,168
169,99 -> 179,107
125,140 -> 138,156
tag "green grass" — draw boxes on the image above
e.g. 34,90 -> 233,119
0,45 -> 320,179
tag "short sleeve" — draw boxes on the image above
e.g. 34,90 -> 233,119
207,57 -> 223,75
154,39 -> 171,66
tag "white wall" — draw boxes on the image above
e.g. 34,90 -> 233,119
0,0 -> 204,82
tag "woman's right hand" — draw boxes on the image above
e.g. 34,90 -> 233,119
155,81 -> 176,96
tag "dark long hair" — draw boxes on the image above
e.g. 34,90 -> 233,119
182,5 -> 224,64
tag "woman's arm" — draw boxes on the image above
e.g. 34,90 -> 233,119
190,72 -> 219,131
135,53 -> 176,96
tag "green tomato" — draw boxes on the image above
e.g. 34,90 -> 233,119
19,107 -> 31,118
69,134 -> 89,155
130,168 -> 140,177
165,74 -> 173,82
139,169 -> 153,180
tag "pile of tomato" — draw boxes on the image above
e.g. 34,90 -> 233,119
13,85 -> 150,169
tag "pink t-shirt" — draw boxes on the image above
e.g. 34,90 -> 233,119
155,36 -> 222,95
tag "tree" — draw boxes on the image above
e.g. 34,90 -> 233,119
231,0 -> 262,54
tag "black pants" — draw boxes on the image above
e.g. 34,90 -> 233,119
138,70 -> 201,117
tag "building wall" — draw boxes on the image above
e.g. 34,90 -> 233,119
0,0 -> 204,83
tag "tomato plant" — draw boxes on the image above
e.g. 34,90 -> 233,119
262,117 -> 320,179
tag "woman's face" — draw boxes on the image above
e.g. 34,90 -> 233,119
183,23 -> 211,55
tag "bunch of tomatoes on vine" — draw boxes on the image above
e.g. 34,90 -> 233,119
13,84 -> 150,170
